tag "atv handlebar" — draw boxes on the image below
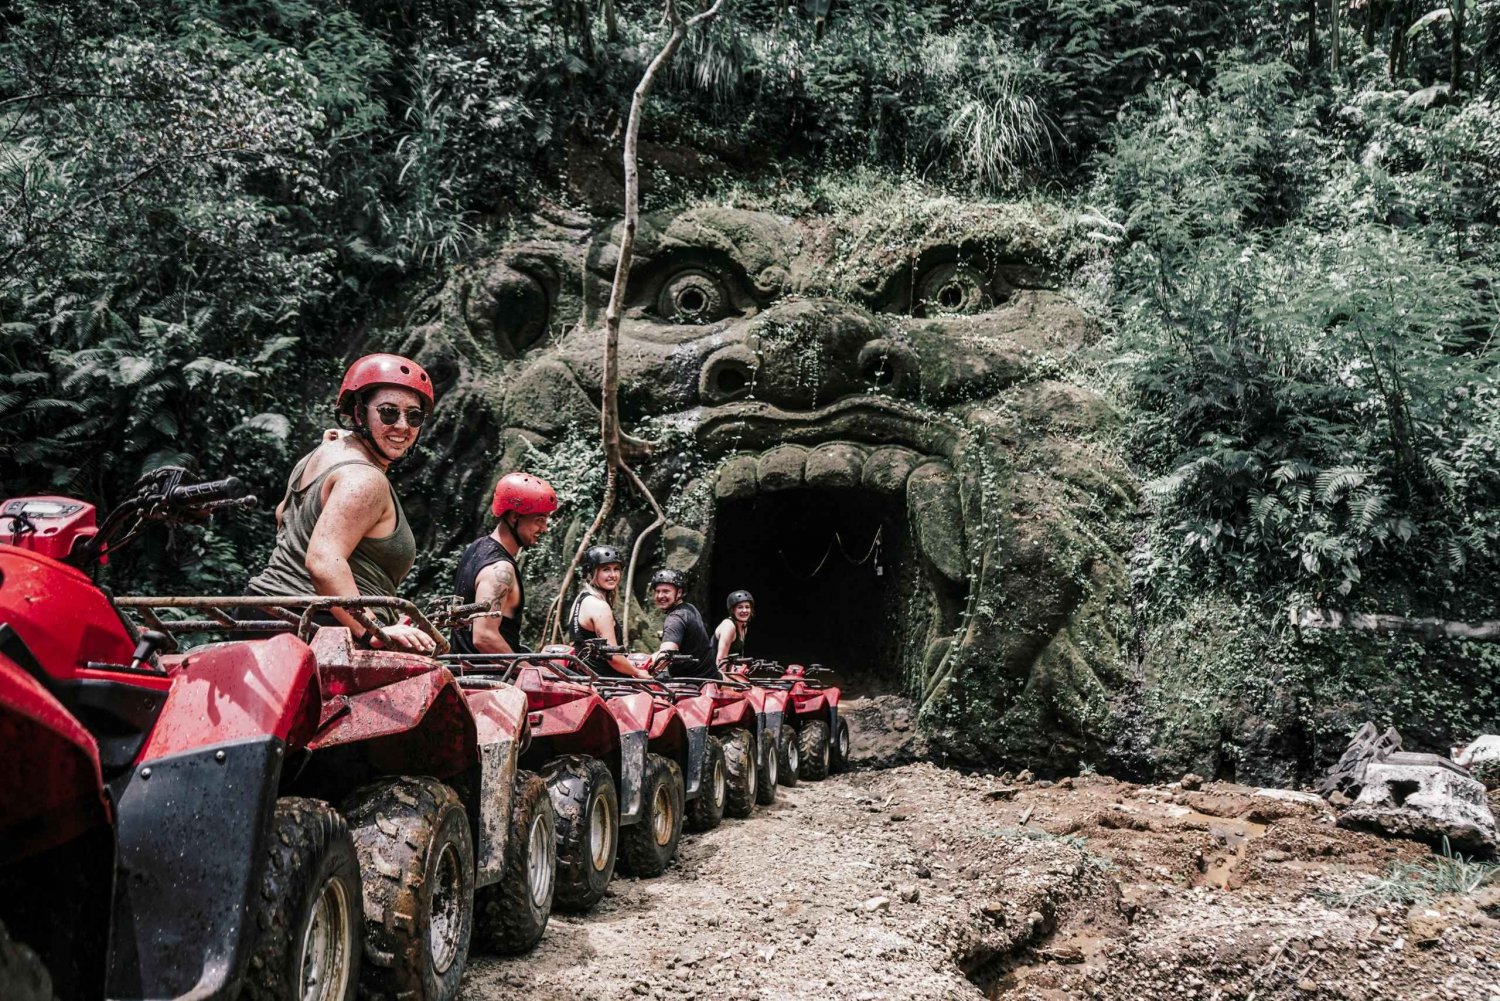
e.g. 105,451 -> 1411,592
73,466 -> 259,570
164,475 -> 248,509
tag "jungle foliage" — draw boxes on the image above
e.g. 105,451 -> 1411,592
5,0 -> 1500,764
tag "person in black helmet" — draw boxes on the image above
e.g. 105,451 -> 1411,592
569,544 -> 650,678
645,568 -> 718,679
713,589 -> 754,669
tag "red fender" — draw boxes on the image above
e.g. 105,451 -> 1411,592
465,685 -> 527,744
605,691 -> 654,736
140,633 -> 321,760
669,693 -> 714,731
0,655 -> 109,862
0,545 -> 138,682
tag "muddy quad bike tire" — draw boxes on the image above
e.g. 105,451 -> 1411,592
755,728 -> 780,806
686,735 -> 727,832
475,770 -> 556,953
539,755 -> 618,913
242,797 -> 361,1001
616,753 -> 685,877
777,723 -> 800,787
344,777 -> 474,1001
0,919 -> 52,1001
829,717 -> 852,774
799,719 -> 831,781
722,729 -> 758,818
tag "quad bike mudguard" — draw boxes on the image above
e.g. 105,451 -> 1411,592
603,692 -> 653,824
0,653 -> 114,1001
657,693 -> 711,800
106,633 -> 320,1001
305,629 -> 530,888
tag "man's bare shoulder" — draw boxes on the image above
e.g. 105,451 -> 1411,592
475,559 -> 517,603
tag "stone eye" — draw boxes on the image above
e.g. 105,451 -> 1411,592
655,269 -> 730,324
915,261 -> 995,316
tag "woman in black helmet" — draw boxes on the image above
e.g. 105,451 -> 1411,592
713,589 -> 754,670
569,544 -> 650,678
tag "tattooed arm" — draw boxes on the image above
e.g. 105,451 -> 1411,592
471,559 -> 518,654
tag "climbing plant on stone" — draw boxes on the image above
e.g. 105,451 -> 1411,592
543,0 -> 729,643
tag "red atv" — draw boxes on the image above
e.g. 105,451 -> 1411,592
436,642 -> 717,915
649,654 -> 780,814
726,657 -> 851,782
0,470 -> 555,1001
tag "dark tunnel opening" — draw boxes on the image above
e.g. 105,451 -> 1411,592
709,488 -> 915,694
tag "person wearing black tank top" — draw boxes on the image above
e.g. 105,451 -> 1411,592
569,546 -> 651,678
713,589 -> 755,669
451,472 -> 557,656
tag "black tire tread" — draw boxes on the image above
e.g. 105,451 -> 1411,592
0,920 -> 53,1001
830,717 -> 852,774
686,736 -> 726,833
540,755 -> 618,913
475,771 -> 555,954
755,730 -> 779,806
616,753 -> 684,877
343,776 -> 473,1001
800,719 -> 831,781
721,729 -> 756,818
777,724 -> 800,787
243,797 -> 360,1001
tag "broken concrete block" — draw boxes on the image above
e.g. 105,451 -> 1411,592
1339,757 -> 1498,855
1317,721 -> 1403,799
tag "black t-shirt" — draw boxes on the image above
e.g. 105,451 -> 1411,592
662,602 -> 718,679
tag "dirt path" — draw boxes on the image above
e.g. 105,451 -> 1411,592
464,702 -> 1500,1001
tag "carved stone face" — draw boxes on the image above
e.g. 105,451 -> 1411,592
404,203 -> 1136,769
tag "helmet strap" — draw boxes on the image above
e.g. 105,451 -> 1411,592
498,512 -> 522,552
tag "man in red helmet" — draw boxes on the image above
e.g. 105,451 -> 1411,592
245,353 -> 438,653
450,472 -> 558,655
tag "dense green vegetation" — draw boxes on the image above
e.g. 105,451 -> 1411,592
5,0 -> 1500,771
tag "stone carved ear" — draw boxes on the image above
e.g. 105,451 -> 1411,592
464,261 -> 553,357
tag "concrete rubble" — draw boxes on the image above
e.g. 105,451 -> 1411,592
1323,724 -> 1499,855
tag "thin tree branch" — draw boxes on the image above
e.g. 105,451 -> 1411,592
546,0 -> 727,647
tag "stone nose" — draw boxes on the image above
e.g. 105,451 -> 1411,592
697,299 -> 897,409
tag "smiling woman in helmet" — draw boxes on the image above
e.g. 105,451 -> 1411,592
245,353 -> 437,653
568,545 -> 651,678
713,590 -> 754,670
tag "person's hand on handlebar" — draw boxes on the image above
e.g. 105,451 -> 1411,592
367,623 -> 438,654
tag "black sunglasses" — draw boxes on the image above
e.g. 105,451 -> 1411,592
373,404 -> 427,428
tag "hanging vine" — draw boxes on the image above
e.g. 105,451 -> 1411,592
544,0 -> 728,643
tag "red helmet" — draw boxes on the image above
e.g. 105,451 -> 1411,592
337,353 -> 435,416
492,472 -> 558,517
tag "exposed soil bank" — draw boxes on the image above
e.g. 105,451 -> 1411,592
463,702 -> 1500,1001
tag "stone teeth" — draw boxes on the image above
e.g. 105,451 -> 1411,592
714,453 -> 759,501
906,460 -> 965,582
756,443 -> 809,491
861,446 -> 920,495
804,443 -> 866,490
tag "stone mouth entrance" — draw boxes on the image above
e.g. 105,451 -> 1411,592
708,487 -> 917,694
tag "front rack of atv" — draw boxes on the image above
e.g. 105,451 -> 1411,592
113,595 -> 450,655
721,656 -> 835,690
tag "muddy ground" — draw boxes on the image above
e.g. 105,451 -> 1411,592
464,698 -> 1500,1001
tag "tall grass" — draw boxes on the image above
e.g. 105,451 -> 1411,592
1319,840 -> 1500,907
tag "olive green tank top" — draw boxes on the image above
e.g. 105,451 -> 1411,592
246,454 -> 416,623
